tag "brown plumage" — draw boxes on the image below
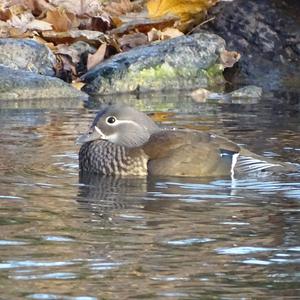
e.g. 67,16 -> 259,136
77,104 -> 297,178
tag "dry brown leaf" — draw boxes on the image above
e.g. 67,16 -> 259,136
55,53 -> 77,80
87,42 -> 107,70
91,13 -> 113,31
0,20 -> 10,37
28,0 -> 56,15
161,27 -> 183,39
56,43 -> 82,63
104,0 -> 143,17
111,16 -> 122,28
147,27 -> 160,42
0,8 -> 11,21
147,0 -> 219,22
219,50 -> 241,68
27,19 -> 53,31
6,4 -> 27,16
32,35 -> 57,50
7,11 -> 34,32
147,27 -> 183,42
111,14 -> 178,35
43,8 -> 76,32
81,12 -> 113,32
42,29 -> 106,46
119,32 -> 148,50
49,0 -> 103,16
9,26 -> 32,37
2,0 -> 55,13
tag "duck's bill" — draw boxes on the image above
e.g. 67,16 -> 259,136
76,126 -> 104,145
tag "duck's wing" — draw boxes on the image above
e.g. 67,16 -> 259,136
142,130 -> 240,177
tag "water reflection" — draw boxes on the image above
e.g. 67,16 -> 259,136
77,173 -> 148,219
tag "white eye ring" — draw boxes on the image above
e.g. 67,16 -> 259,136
106,116 -> 117,124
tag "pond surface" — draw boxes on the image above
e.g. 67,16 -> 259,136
0,92 -> 300,299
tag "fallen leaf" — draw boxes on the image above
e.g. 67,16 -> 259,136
55,53 -> 77,81
104,0 -> 143,17
43,8 -> 76,32
9,26 -> 32,37
147,27 -> 183,42
147,27 -> 160,42
160,27 -> 183,39
28,0 -> 56,16
3,0 -> 55,15
87,42 -> 107,70
119,32 -> 148,50
219,50 -> 241,68
7,11 -> 34,32
7,4 -> 27,16
0,8 -> 11,21
147,0 -> 219,22
32,35 -> 57,50
0,20 -> 10,37
41,29 -> 106,45
72,80 -> 85,90
27,19 -> 53,31
56,43 -> 81,63
111,16 -> 122,28
91,13 -> 113,31
111,13 -> 179,35
82,13 -> 113,32
162,27 -> 184,40
49,0 -> 103,16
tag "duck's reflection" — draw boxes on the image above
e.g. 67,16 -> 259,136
77,172 -> 233,219
77,172 -> 148,218
76,172 -> 300,254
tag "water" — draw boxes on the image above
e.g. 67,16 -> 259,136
0,92 -> 299,299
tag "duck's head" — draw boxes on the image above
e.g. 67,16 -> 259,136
77,104 -> 160,147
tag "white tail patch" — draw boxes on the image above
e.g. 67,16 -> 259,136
231,153 -> 239,179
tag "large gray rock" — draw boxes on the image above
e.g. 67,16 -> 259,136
203,0 -> 300,91
82,32 -> 226,95
0,66 -> 88,100
0,38 -> 56,76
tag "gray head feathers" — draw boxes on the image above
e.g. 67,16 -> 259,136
80,104 -> 160,148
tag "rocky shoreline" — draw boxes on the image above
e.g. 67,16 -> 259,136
0,0 -> 298,101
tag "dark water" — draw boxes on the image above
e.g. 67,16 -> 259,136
0,92 -> 300,300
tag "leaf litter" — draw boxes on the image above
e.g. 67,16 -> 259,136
0,0 -> 239,88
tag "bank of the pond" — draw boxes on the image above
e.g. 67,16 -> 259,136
0,33 -> 232,100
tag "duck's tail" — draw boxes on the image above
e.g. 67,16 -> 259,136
235,149 -> 299,176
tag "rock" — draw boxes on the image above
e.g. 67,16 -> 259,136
229,86 -> 262,99
0,38 -> 56,76
82,32 -> 228,95
203,0 -> 300,91
190,88 -> 213,103
191,85 -> 262,103
0,66 -> 88,100
68,41 -> 97,60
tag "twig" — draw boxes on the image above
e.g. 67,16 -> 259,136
187,16 -> 215,35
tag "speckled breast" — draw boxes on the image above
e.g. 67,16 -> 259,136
79,140 -> 149,176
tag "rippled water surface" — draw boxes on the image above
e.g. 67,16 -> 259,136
0,92 -> 300,299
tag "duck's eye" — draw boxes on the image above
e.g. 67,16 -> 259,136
106,116 -> 116,124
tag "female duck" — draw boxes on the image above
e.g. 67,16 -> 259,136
77,104 -> 296,177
